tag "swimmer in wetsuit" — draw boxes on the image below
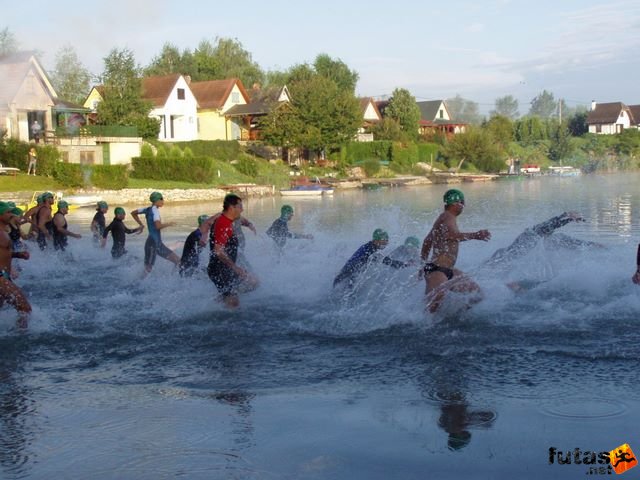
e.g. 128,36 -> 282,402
420,189 -> 491,313
101,207 -> 143,258
333,229 -> 411,290
207,194 -> 259,308
51,200 -> 81,251
130,191 -> 180,275
91,201 -> 109,244
266,205 -> 313,253
0,202 -> 31,327
633,243 -> 640,285
179,214 -> 209,277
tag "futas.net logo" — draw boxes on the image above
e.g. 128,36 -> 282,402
548,443 -> 638,475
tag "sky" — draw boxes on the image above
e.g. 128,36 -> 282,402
4,0 -> 640,115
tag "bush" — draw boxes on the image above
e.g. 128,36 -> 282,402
166,140 -> 241,161
131,156 -> 218,183
53,163 -> 84,187
140,143 -> 154,157
234,157 -> 258,177
169,145 -> 183,158
156,146 -> 168,158
88,165 -> 129,189
183,147 -> 194,159
340,141 -> 393,164
362,158 -> 381,177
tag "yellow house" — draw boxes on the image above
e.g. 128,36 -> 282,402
190,78 -> 250,140
83,86 -> 105,112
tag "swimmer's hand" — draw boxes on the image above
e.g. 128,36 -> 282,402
565,211 -> 585,222
135,226 -> 144,235
475,230 -> 491,241
633,270 -> 640,285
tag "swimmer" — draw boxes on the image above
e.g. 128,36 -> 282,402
633,243 -> 640,285
130,192 -> 180,275
420,189 -> 491,313
207,194 -> 259,308
179,214 -> 209,277
35,192 -> 55,250
333,229 -> 411,290
101,207 -> 143,258
91,201 -> 109,244
266,205 -> 313,253
51,200 -> 81,251
0,202 -> 31,327
387,236 -> 421,264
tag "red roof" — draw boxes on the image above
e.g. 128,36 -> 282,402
141,74 -> 182,107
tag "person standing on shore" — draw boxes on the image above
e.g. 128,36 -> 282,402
207,194 -> 258,308
31,120 -> 42,144
420,189 -> 491,313
27,147 -> 37,175
130,192 -> 180,275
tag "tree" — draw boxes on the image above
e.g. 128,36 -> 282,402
50,45 -> 92,104
192,39 -> 217,81
615,129 -> 640,157
567,111 -> 588,137
491,95 -> 519,119
144,42 -> 195,77
548,121 -> 574,161
385,88 -> 421,138
446,94 -> 482,124
483,114 -> 514,149
514,116 -> 548,144
528,90 -> 557,119
442,127 -> 505,172
370,117 -> 405,141
191,37 -> 264,87
96,48 -> 159,138
313,53 -> 359,93
260,66 -> 361,156
0,27 -> 18,57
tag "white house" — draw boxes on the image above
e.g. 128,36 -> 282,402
586,101 -> 634,134
143,74 -> 199,142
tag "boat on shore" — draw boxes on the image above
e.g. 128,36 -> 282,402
280,185 -> 334,196
548,166 -> 581,177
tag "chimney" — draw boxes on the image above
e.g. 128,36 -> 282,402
591,100 -> 597,111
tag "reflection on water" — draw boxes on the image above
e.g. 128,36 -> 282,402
1,173 -> 640,479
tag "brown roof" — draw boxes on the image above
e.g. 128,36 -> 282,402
190,78 -> 250,110
141,74 -> 182,107
586,102 -> 628,125
359,97 -> 382,120
628,105 -> 640,125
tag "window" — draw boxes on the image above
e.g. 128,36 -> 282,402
232,92 -> 240,103
596,125 -> 602,133
439,109 -> 444,119
80,151 -> 95,165
177,88 -> 185,100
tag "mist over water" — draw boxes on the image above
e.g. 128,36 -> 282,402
1,173 -> 640,479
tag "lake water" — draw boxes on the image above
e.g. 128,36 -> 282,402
1,173 -> 640,479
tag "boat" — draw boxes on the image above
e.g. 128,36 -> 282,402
280,185 -> 334,196
18,191 -> 80,213
548,166 -> 581,177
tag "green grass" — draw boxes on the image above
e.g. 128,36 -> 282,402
0,173 -> 63,192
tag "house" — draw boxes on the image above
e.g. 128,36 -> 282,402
0,51 -> 59,142
225,85 -> 291,140
190,78 -> 251,140
416,100 -> 466,136
84,74 -> 199,142
586,101 -> 635,134
356,97 -> 382,141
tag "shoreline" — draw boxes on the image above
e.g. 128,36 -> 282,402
0,173 -> 495,206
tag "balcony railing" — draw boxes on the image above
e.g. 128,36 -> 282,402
55,125 -> 139,138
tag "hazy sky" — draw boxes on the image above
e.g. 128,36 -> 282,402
5,0 -> 640,114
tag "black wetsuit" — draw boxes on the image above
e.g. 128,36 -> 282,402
179,228 -> 203,277
92,211 -> 106,242
333,241 -> 407,289
103,218 -> 138,258
51,212 -> 68,251
266,217 -> 301,249
207,215 -> 241,296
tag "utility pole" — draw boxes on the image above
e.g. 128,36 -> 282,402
558,99 -> 562,123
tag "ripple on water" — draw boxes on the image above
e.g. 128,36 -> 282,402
539,397 -> 628,420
